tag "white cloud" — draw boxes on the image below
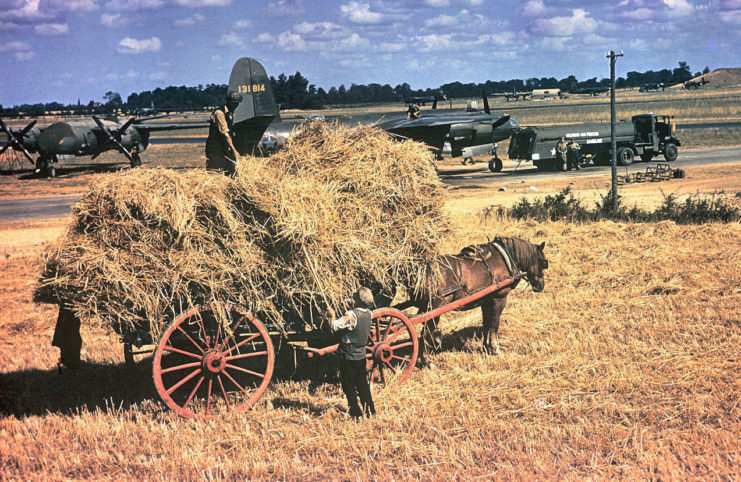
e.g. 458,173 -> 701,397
293,21 -> 346,39
425,0 -> 449,6
174,13 -> 204,26
417,33 -> 453,51
6,0 -> 49,21
425,14 -> 455,27
218,32 -> 243,47
662,0 -> 693,15
425,9 -> 486,29
15,51 -> 35,61
523,0 -> 547,16
529,8 -> 598,37
34,22 -> 69,35
100,13 -> 128,27
255,32 -> 275,42
234,19 -> 251,28
106,0 -> 165,11
340,1 -> 385,25
175,0 -> 230,6
117,36 -> 162,53
39,0 -> 98,13
619,7 -> 655,20
719,9 -> 741,22
276,30 -> 307,51
0,41 -> 31,53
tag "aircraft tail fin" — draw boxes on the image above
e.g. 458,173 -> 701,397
482,90 -> 491,115
227,57 -> 280,153
228,57 -> 280,125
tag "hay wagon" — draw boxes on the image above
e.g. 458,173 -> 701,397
129,274 -> 523,420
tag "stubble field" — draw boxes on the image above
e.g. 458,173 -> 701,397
1,187 -> 740,479
1,89 -> 740,479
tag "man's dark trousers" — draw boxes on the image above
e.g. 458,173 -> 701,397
339,358 -> 375,418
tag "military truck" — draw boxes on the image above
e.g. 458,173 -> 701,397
508,113 -> 681,171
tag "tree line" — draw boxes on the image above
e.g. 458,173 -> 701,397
1,62 -> 710,116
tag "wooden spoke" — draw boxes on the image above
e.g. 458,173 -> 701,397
176,325 -> 206,354
166,368 -> 202,396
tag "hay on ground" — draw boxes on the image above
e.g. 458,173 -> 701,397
35,122 -> 450,338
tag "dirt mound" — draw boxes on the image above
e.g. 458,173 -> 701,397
670,68 -> 741,88
35,122 -> 450,338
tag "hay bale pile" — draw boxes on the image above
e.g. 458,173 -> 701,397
35,122 -> 450,337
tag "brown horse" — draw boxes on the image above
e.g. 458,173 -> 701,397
410,236 -> 548,360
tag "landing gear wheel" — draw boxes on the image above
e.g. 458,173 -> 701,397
153,304 -> 274,419
130,153 -> 142,168
488,157 -> 503,172
617,147 -> 634,166
366,308 -> 418,387
46,163 -> 56,178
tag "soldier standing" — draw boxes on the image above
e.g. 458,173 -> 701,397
556,137 -> 568,171
206,91 -> 242,175
567,139 -> 582,171
327,287 -> 376,420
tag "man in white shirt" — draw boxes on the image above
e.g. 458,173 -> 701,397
328,287 -> 376,419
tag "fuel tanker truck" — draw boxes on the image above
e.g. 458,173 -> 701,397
508,113 -> 681,171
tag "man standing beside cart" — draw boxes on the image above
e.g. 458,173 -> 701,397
327,287 -> 376,420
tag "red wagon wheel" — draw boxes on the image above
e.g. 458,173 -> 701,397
366,308 -> 418,387
152,304 -> 274,419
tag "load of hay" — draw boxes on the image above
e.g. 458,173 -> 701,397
35,122 -> 450,338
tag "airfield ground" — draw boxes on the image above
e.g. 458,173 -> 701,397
1,86 -> 740,478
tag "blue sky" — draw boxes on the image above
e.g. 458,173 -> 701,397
2,0 -> 740,106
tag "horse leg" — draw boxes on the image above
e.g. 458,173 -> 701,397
482,297 -> 506,355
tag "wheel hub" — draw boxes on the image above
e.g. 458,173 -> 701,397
373,344 -> 393,363
202,350 -> 226,374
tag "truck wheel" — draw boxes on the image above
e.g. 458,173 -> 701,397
488,157 -> 503,172
663,143 -> 678,162
617,147 -> 634,166
640,153 -> 653,163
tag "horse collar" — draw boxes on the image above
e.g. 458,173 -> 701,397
492,239 -> 520,276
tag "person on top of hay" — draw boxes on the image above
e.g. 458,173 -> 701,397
327,287 -> 376,420
206,91 -> 243,175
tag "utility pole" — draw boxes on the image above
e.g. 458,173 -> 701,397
607,49 -> 623,214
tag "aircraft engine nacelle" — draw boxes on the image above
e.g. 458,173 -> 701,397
449,122 -> 491,157
37,122 -> 99,156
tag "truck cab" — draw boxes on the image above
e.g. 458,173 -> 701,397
631,114 -> 681,162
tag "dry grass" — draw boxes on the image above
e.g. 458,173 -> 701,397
1,213 -> 739,479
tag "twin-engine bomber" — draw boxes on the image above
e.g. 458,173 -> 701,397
508,113 -> 681,171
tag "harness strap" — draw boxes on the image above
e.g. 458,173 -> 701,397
492,238 -> 520,276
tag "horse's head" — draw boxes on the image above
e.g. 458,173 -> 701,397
527,241 -> 548,292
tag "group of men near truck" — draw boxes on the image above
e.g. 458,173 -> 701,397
556,137 -> 582,171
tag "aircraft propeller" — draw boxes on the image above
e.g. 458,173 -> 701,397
91,115 -> 137,164
0,119 -> 37,164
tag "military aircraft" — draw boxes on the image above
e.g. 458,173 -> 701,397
0,57 -> 279,178
377,93 -> 519,172
684,77 -> 708,89
490,88 -> 532,101
570,86 -> 610,95
640,82 -> 666,92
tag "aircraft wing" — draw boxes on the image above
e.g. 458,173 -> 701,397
135,121 -> 209,133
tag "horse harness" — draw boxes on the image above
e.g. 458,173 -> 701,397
440,238 -> 521,297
